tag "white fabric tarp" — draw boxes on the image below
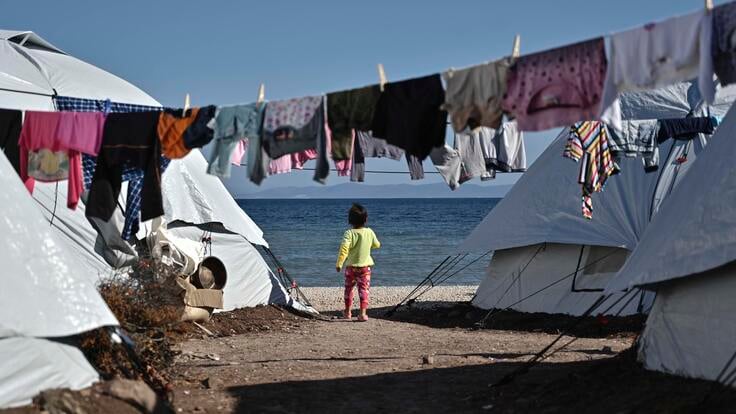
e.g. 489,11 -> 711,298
0,337 -> 100,408
472,243 -> 644,316
608,102 -> 736,292
0,153 -> 117,338
637,262 -> 736,384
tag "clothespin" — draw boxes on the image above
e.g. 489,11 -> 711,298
377,63 -> 387,92
705,0 -> 714,11
511,34 -> 521,59
182,93 -> 190,117
256,83 -> 265,105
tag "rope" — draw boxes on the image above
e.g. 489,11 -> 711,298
48,182 -> 59,227
477,248 -> 620,327
385,255 -> 455,316
410,250 -> 492,302
485,244 -> 547,314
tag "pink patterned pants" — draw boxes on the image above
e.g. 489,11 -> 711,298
344,266 -> 371,309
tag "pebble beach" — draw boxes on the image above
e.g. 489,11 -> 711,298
300,285 -> 478,311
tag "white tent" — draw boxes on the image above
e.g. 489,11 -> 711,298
605,102 -> 736,385
0,152 -> 118,408
460,82 -> 736,316
0,29 -> 301,312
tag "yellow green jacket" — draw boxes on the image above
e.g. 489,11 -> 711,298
336,227 -> 381,268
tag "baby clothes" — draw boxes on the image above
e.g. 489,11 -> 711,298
442,58 -> 511,132
326,85 -> 381,161
713,2 -> 736,85
601,11 -> 715,129
207,103 -> 264,177
502,38 -> 607,132
158,108 -> 200,159
261,96 -> 330,183
371,74 -> 447,160
350,131 -> 404,182
564,121 -> 619,219
20,111 -> 106,209
431,130 -> 487,190
608,119 -> 660,172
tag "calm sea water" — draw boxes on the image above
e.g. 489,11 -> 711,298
237,198 -> 500,287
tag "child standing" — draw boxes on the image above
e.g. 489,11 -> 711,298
336,203 -> 381,321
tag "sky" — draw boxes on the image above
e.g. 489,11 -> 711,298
2,0 -> 727,196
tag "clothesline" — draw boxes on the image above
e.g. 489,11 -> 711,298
236,163 -> 446,175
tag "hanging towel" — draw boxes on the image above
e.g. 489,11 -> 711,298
327,85 -> 381,161
502,38 -> 607,132
563,121 -> 619,219
601,11 -> 715,129
371,74 -> 447,160
442,58 -> 511,132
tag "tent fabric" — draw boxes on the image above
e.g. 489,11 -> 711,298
607,102 -> 736,292
164,226 -> 289,311
159,151 -> 268,247
0,153 -> 117,338
472,243 -> 644,316
637,263 -> 736,384
0,337 -> 100,408
458,82 -> 736,255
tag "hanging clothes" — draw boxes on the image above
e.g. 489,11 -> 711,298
502,38 -> 607,132
207,103 -> 264,178
350,131 -> 404,182
259,96 -> 330,183
54,96 -> 166,240
480,122 -> 527,173
608,119 -> 660,172
601,11 -> 715,129
431,129 -> 487,190
326,85 -> 381,162
19,111 -> 105,209
406,155 -> 424,180
442,57 -> 511,132
86,111 -> 164,234
371,74 -> 447,160
333,130 -> 354,177
0,109 -> 22,175
563,121 -> 619,219
158,108 -> 201,159
656,116 -> 716,142
713,2 -> 736,85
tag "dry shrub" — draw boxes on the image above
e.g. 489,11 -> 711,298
80,258 -> 189,397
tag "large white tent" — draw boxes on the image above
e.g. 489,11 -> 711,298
0,152 -> 118,408
605,102 -> 736,385
459,82 -> 736,316
0,29 -> 306,407
0,29 -> 302,311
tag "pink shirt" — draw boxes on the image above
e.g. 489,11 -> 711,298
19,111 -> 106,209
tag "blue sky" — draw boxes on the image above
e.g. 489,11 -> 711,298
2,0 -> 726,195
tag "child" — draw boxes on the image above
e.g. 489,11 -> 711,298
336,203 -> 381,321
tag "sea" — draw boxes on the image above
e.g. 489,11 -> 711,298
237,198 -> 501,287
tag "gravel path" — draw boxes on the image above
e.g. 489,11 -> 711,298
300,285 -> 477,312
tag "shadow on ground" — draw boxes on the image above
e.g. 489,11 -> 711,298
370,301 -> 644,338
226,349 -> 736,414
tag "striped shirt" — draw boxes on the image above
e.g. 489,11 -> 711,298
563,121 -> 619,219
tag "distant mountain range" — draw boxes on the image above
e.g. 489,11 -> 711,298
235,182 -> 512,199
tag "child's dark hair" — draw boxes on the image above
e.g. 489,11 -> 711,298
348,203 -> 368,227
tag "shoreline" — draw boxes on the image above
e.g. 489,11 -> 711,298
299,285 -> 477,312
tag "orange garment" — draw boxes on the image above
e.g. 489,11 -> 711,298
158,108 -> 200,159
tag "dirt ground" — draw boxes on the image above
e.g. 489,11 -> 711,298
165,303 -> 736,413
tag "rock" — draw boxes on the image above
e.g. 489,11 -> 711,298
99,379 -> 164,414
36,389 -> 87,414
601,346 -> 613,354
422,355 -> 435,365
